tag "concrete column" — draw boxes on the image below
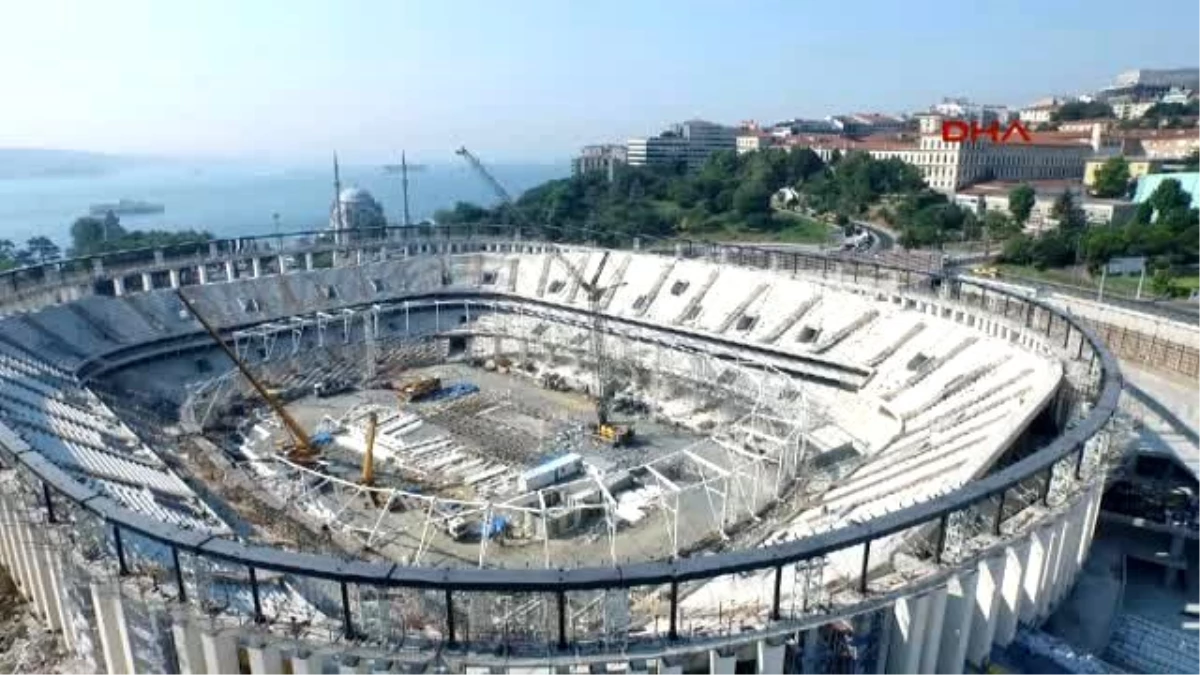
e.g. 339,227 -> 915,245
247,642 -> 284,674
291,651 -> 326,675
208,242 -> 219,258
224,260 -> 236,282
201,630 -> 240,675
1035,519 -> 1062,619
633,237 -> 642,251
709,649 -> 736,674
16,520 -> 47,621
154,248 -> 165,265
966,555 -> 1003,667
356,249 -> 365,266
197,264 -> 209,284
113,276 -> 126,296
937,571 -> 978,674
91,583 -> 135,675
332,250 -> 341,268
1044,511 -> 1073,610
171,616 -> 207,675
141,271 -> 154,292
994,543 -> 1027,646
919,586 -> 949,674
31,532 -> 64,632
1079,484 -> 1103,568
674,243 -> 684,259
1055,497 -> 1087,603
251,257 -> 263,278
278,255 -> 287,275
1021,526 -> 1049,623
92,258 -> 105,276
169,268 -> 181,289
756,638 -> 785,674
888,592 -> 930,674
305,252 -> 314,271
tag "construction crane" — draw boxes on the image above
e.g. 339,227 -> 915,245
176,290 -> 319,464
362,411 -> 377,487
548,249 -> 632,445
382,152 -> 427,226
455,145 -> 631,444
455,146 -> 514,205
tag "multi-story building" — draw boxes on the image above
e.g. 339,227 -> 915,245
954,179 -> 1136,230
1117,128 -> 1200,159
736,132 -> 777,155
1110,96 -> 1157,120
828,113 -> 907,135
1102,68 -> 1200,100
571,144 -> 627,177
1019,102 -> 1061,125
1083,156 -> 1165,190
627,120 -> 736,170
934,98 -> 1010,123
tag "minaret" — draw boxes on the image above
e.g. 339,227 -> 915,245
401,151 -> 412,227
333,152 -> 346,232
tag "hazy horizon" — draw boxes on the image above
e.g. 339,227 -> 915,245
2,0 -> 1197,164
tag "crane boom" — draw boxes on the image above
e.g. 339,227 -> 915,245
176,290 -> 317,461
549,249 -> 615,425
362,411 -> 377,486
455,147 -> 514,205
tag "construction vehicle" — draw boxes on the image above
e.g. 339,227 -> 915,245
456,146 -> 633,445
398,376 -> 441,402
975,266 -> 1001,279
313,378 -> 354,399
176,290 -> 319,465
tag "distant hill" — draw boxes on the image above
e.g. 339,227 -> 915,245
0,148 -> 143,180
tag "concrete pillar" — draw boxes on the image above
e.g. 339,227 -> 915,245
356,249 -> 365,266
1035,519 -> 1062,619
197,264 -> 209,284
113,276 -> 126,296
1021,526 -> 1049,623
888,593 -> 930,674
154,248 -> 165,265
16,520 -> 47,621
141,271 -> 154,292
756,638 -> 785,674
632,237 -> 642,251
1044,511 -> 1073,610
251,257 -> 263,278
224,260 -> 236,282
709,649 -> 736,674
172,617 -> 207,675
305,252 -> 314,271
247,642 -> 284,674
91,583 -> 135,675
169,268 -> 181,289
208,242 -> 219,258
919,586 -> 949,674
937,571 -> 978,674
92,258 -> 105,276
994,543 -> 1027,646
1055,497 -> 1087,603
30,531 -> 63,632
278,255 -> 287,275
201,630 -> 239,674
966,555 -> 1003,667
291,650 -> 326,675
674,243 -> 684,259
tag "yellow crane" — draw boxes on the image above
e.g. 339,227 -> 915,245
362,411 -> 377,487
176,290 -> 319,464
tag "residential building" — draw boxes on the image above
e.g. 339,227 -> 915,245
1083,156 -> 1164,190
829,113 -> 907,135
954,179 -> 1136,231
1019,102 -> 1061,125
1110,96 -> 1156,120
1160,87 -> 1195,105
736,132 -> 777,155
571,144 -> 627,177
627,119 -> 736,170
1059,119 -> 1117,134
934,98 -> 1010,123
1117,128 -> 1200,159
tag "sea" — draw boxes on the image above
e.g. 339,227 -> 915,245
0,160 -> 568,249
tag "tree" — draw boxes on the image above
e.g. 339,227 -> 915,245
1008,184 -> 1036,226
1051,101 -> 1114,121
25,236 -> 60,263
1091,156 -> 1131,198
1050,190 -> 1087,231
732,178 -> 772,217
1150,267 -> 1175,297
70,216 -> 108,255
983,210 -> 1018,240
1183,150 -> 1199,171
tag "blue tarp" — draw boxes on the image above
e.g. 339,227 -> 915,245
424,382 -> 479,402
310,431 -> 333,446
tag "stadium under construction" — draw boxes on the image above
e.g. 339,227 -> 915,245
0,223 -> 1133,673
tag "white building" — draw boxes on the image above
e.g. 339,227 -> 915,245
736,133 -> 776,155
1019,104 -> 1059,125
572,144 -> 627,177
329,187 -> 386,243
627,119 -> 736,170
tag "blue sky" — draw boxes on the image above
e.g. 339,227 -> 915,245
2,0 -> 1197,163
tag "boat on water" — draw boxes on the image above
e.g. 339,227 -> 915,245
89,198 -> 165,216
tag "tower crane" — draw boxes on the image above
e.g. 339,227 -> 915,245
176,290 -> 320,464
456,146 -> 632,445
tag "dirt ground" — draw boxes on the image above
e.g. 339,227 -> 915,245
0,566 -> 71,674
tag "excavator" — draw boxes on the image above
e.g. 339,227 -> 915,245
176,290 -> 321,465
